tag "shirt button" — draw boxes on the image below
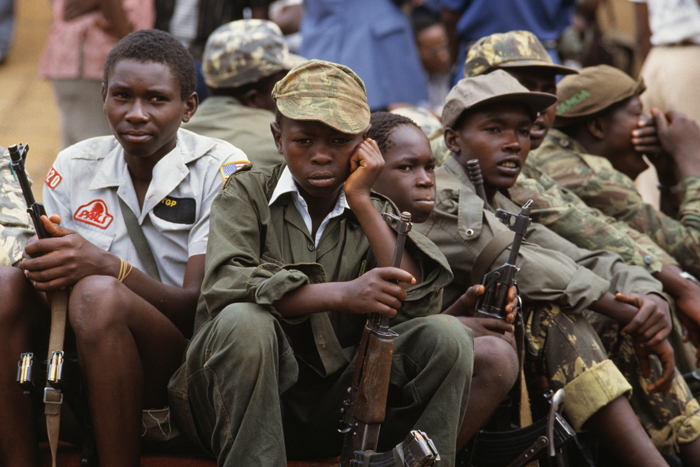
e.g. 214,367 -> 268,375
465,229 -> 474,237
307,243 -> 315,251
559,139 -> 570,148
643,255 -> 654,265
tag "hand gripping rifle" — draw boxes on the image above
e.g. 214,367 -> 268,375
10,144 -> 76,467
339,212 -> 440,467
466,159 -> 532,320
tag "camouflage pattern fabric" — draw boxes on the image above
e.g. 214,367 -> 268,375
463,30 -> 577,78
586,311 -> 700,455
390,107 -> 443,139
522,301 -> 631,432
524,301 -> 700,453
203,19 -> 299,89
272,59 -> 370,135
510,162 -> 678,275
0,149 -> 34,267
531,128 -> 700,279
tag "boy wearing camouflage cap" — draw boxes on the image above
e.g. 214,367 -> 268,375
183,19 -> 299,168
466,30 -> 700,379
418,70 -> 683,466
530,65 -> 700,347
168,59 -> 474,466
461,39 -> 700,460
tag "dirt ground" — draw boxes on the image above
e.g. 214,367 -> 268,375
0,0 -> 58,202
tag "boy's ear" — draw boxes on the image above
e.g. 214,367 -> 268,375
587,116 -> 605,141
270,121 -> 284,154
101,82 -> 107,107
181,92 -> 199,123
444,127 -> 461,155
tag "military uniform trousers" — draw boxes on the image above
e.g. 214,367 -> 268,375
168,305 -> 474,467
524,302 -> 700,455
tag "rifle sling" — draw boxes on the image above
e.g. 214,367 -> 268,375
117,196 -> 161,281
45,288 -> 69,467
471,231 -> 515,285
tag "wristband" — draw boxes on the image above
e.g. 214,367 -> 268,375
117,258 -> 133,282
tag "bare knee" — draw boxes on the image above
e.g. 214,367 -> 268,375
0,266 -> 38,326
473,335 -> 519,396
69,275 -> 127,341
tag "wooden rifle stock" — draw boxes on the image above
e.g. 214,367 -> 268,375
339,212 -> 411,466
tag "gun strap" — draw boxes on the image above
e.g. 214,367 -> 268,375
117,196 -> 161,281
471,231 -> 514,284
516,314 -> 538,467
45,288 -> 69,467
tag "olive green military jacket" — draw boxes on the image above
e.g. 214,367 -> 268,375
415,157 -> 663,311
194,164 -> 453,377
509,162 -> 679,275
0,149 -> 34,266
182,96 -> 284,169
530,128 -> 700,278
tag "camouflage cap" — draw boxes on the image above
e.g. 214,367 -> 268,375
272,59 -> 370,134
554,64 -> 646,127
442,69 -> 557,128
464,30 -> 577,78
203,19 -> 300,89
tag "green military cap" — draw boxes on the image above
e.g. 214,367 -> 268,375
272,59 -> 371,134
203,19 -> 301,89
464,30 -> 577,78
554,64 -> 646,127
442,69 -> 557,128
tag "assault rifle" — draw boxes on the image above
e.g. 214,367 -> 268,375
9,144 -> 95,467
465,159 -> 532,320
339,212 -> 440,467
9,144 -> 49,239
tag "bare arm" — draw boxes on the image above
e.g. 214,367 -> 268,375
99,0 -> 132,39
344,138 -> 422,283
634,3 -> 652,63
23,215 -> 202,336
274,267 -> 415,318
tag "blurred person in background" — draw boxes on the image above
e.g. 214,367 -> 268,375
440,0 -> 576,84
0,0 -> 13,64
299,0 -> 428,111
155,0 -> 271,100
411,7 -> 451,115
39,0 -> 153,148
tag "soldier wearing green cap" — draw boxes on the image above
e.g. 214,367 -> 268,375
459,35 -> 700,460
183,19 -> 301,168
168,59 -> 474,466
528,63 -> 700,362
416,69 -> 697,466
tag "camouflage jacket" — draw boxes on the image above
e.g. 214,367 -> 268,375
0,149 -> 35,266
509,162 -> 679,275
530,129 -> 700,278
415,157 -> 663,311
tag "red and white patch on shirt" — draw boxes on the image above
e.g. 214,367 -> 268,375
45,166 -> 62,190
73,200 -> 114,229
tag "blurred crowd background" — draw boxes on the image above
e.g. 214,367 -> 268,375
0,0 -> 647,201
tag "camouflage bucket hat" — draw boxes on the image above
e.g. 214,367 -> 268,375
554,64 -> 646,127
442,70 -> 557,128
203,19 -> 301,89
272,59 -> 371,134
464,30 -> 577,78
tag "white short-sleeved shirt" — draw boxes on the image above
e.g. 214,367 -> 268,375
43,129 -> 249,287
631,0 -> 700,45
